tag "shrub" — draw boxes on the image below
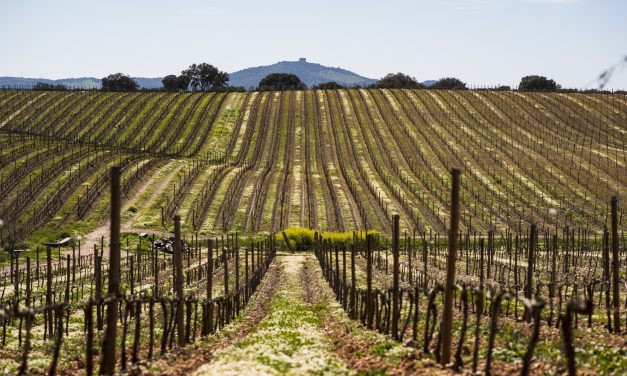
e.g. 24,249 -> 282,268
257,73 -> 306,91
101,73 -> 139,92
322,231 -> 354,248
279,227 -> 378,250
282,227 -> 316,250
374,73 -> 424,89
431,77 -> 467,90
518,75 -> 560,91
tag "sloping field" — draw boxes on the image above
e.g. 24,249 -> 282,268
0,89 -> 625,243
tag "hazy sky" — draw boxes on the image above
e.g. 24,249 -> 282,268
1,0 -> 626,89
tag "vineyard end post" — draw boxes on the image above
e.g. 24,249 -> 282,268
101,166 -> 121,375
391,214 -> 400,340
441,168 -> 461,366
611,196 -> 620,333
174,215 -> 185,347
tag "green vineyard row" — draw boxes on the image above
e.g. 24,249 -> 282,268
0,89 -> 624,243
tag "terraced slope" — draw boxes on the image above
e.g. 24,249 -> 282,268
0,89 -> 624,243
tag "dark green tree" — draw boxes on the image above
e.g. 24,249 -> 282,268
213,71 -> 229,88
375,73 -> 424,89
196,63 -> 219,91
431,77 -> 467,90
162,75 -> 180,92
518,75 -> 560,91
101,73 -> 139,92
176,75 -> 191,91
257,73 -> 306,91
180,63 -> 229,91
181,64 -> 199,91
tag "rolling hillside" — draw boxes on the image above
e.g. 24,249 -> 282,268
0,76 -> 164,89
0,88 -> 625,244
228,58 -> 377,89
0,58 -> 379,89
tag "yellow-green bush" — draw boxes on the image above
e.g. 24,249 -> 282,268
281,227 -> 316,250
320,231 -> 353,248
279,227 -> 378,250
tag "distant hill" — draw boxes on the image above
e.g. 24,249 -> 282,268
0,76 -> 101,89
1,60 -> 433,90
134,77 -> 163,89
228,58 -> 377,89
0,76 -> 163,89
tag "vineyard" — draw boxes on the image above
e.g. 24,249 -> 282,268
0,89 -> 625,243
0,88 -> 625,374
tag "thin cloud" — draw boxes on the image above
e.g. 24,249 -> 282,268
444,0 -> 505,11
523,0 -> 581,5
446,0 -> 581,10
179,5 -> 227,17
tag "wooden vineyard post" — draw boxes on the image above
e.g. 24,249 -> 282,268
334,246 -> 340,298
101,166 -> 121,375
603,227 -> 611,330
46,246 -> 52,339
251,243 -> 255,276
327,241 -> 332,285
223,243 -> 229,296
610,197 -> 620,333
441,168 -> 461,366
423,235 -> 428,286
153,239 -> 159,298
342,246 -> 347,309
408,232 -> 413,284
366,234 -> 374,329
36,248 -> 40,285
65,254 -> 70,303
525,224 -> 537,322
480,238 -> 485,287
207,239 -> 214,334
245,246 -> 249,303
235,245 -> 240,314
350,243 -> 357,319
25,257 -> 31,307
174,215 -> 185,347
86,301 -> 94,376
391,214 -> 400,340
95,244 -> 103,330
282,231 -> 293,253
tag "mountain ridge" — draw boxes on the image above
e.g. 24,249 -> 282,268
228,58 -> 377,89
0,59 -> 433,89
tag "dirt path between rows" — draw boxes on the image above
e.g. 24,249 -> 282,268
79,161 -> 182,257
193,254 -> 349,375
193,253 -> 438,375
140,257 -> 284,375
300,255 -> 448,375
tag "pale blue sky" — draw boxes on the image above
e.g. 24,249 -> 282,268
1,0 -> 626,89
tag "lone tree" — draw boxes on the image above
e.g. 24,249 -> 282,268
162,74 -> 191,92
518,75 -> 560,91
431,77 -> 467,90
375,73 -> 424,89
101,73 -> 139,92
181,63 -> 229,91
313,81 -> 344,90
257,73 -> 306,91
